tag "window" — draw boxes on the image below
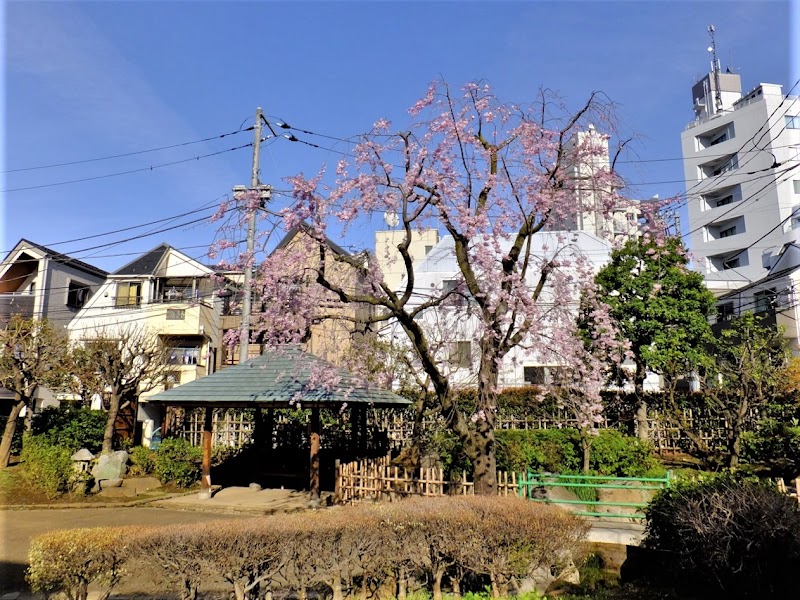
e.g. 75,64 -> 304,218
717,302 -> 734,322
523,366 -> 546,385
754,289 -> 777,313
66,281 -> 89,309
449,341 -> 471,369
710,131 -> 729,146
114,282 -> 142,308
166,309 -> 186,320
719,226 -> 737,238
793,180 -> 800,194
712,154 -> 738,176
786,115 -> 800,129
715,194 -> 734,207
442,279 -> 466,306
722,256 -> 740,270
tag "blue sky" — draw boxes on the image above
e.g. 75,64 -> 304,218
2,1 -> 796,272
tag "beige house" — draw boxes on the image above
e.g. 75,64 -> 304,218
221,224 -> 374,368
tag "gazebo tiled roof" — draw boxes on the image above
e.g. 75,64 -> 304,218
146,345 -> 410,408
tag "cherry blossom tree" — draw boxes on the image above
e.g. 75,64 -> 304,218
238,81 -> 640,493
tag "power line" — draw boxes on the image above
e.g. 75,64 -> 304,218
1,127 -> 253,174
1,140 -> 263,193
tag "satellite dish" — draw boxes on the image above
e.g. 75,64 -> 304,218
384,211 -> 399,228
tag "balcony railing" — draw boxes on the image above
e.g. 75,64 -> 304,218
0,293 -> 34,321
167,347 -> 202,365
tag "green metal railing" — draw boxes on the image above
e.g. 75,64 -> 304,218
518,471 -> 671,519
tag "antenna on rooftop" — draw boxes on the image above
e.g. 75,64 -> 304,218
707,25 -> 723,113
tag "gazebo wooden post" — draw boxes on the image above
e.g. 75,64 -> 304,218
309,406 -> 321,502
253,407 -> 263,447
200,407 -> 213,499
358,405 -> 368,455
265,408 -> 275,454
350,405 -> 362,456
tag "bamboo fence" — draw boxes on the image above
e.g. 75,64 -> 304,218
776,478 -> 800,506
334,455 -> 521,504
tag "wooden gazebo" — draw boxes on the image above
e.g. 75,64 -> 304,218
145,345 -> 410,500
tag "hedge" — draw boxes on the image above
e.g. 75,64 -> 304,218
29,497 -> 587,600
643,477 -> 800,597
495,428 -> 663,477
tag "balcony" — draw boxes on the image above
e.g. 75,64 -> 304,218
0,293 -> 34,322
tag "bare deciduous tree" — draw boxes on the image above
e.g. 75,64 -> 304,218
77,325 -> 170,454
0,316 -> 68,468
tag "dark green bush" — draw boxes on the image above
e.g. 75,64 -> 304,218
741,419 -> 800,475
644,476 -> 800,597
31,405 -> 106,454
588,429 -> 663,477
128,445 -> 156,476
154,437 -> 201,488
20,435 -> 75,498
496,428 -> 580,473
495,428 -> 661,477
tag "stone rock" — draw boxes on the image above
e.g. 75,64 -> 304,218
111,450 -> 129,464
91,451 -> 128,482
249,482 -> 263,491
519,558 -> 580,593
100,478 -> 123,489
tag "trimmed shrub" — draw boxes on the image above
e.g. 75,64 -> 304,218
588,429 -> 663,477
31,405 -> 106,454
496,428 -> 661,477
153,437 -> 201,488
128,445 -> 156,476
27,526 -> 140,600
455,496 -> 588,597
35,497 -> 587,600
741,419 -> 800,475
644,477 -> 800,597
19,435 -> 75,498
496,428 -> 580,473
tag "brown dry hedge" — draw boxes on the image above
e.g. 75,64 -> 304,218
27,496 -> 587,600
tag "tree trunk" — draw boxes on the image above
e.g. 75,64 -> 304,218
728,397 -> 749,470
233,581 -> 246,600
180,578 -> 198,600
102,391 -> 122,454
489,573 -> 500,598
433,566 -> 444,600
450,574 -> 461,597
581,430 -> 592,474
330,575 -> 344,600
472,353 -> 498,495
0,399 -> 26,468
397,565 -> 407,600
634,363 -> 648,441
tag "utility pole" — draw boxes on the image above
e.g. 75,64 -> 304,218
238,107 -> 267,364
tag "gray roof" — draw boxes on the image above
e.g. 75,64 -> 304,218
274,223 -> 350,257
146,345 -> 410,408
4,239 -> 108,279
113,243 -> 171,276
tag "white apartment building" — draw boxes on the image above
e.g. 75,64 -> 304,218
681,69 -> 800,295
551,125 -> 641,242
388,230 -> 615,389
